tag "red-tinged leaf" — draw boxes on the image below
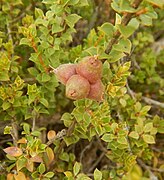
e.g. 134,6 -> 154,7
3,147 -> 23,157
46,147 -> 55,164
47,130 -> 56,141
17,138 -> 27,144
26,160 -> 34,172
7,173 -> 14,180
30,155 -> 43,163
14,171 -> 27,180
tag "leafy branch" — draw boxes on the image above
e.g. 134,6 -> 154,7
126,82 -> 164,109
105,0 -> 143,54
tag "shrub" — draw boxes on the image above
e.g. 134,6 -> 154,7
0,0 -> 164,180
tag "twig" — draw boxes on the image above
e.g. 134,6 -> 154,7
126,82 -> 164,109
32,116 -> 36,132
87,173 -> 94,177
105,0 -> 143,54
117,109 -> 133,154
11,119 -> 18,147
105,31 -> 120,54
48,121 -> 76,171
85,6 -> 99,37
141,96 -> 164,109
31,37 -> 49,73
10,5 -> 32,24
126,81 -> 135,99
80,140 -> 93,165
137,159 -> 158,180
121,0 -> 143,25
96,136 -> 108,153
56,121 -> 76,156
46,129 -> 67,146
23,77 -> 36,83
6,21 -> 12,42
133,58 -> 141,70
150,167 -> 164,173
88,152 -> 105,173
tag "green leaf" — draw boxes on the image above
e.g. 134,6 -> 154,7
6,154 -> 16,161
46,10 -> 55,18
2,101 -> 11,110
38,163 -> 46,174
35,18 -> 49,26
84,47 -> 97,56
42,73 -> 51,82
77,173 -> 92,180
78,0 -> 89,6
108,49 -> 125,63
145,0 -> 164,8
101,133 -> 113,142
134,102 -> 142,112
28,67 -> 39,76
35,8 -> 44,18
113,39 -> 131,54
40,98 -> 49,108
117,24 -> 136,38
25,112 -> 32,120
135,125 -> 143,134
142,134 -> 155,144
61,113 -> 73,127
51,4 -> 63,16
129,131 -> 139,139
52,23 -> 64,33
83,112 -> 91,126
139,14 -> 152,26
29,53 -> 39,64
39,109 -> 50,114
65,14 -> 81,28
4,126 -> 12,135
157,120 -> 164,133
64,171 -> 73,178
20,38 -> 31,46
16,157 -> 27,171
117,62 -> 131,77
141,105 -> 151,114
59,152 -> 69,162
0,73 -> 10,81
117,136 -> 128,145
21,123 -> 30,134
115,13 -> 122,25
98,22 -> 114,37
128,18 -> 140,30
44,172 -> 54,178
120,1 -> 136,13
111,0 -> 137,13
143,122 -> 153,133
31,130 -> 41,137
40,144 -> 47,150
73,162 -> 81,176
64,135 -> 79,146
119,98 -> 127,107
94,168 -> 102,180
68,0 -> 79,5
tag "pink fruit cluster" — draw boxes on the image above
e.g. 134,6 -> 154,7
53,56 -> 104,101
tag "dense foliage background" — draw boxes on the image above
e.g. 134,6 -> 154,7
0,0 -> 163,179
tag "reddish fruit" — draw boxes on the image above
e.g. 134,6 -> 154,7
66,75 -> 90,100
53,64 -> 76,85
76,56 -> 102,84
87,79 -> 104,101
